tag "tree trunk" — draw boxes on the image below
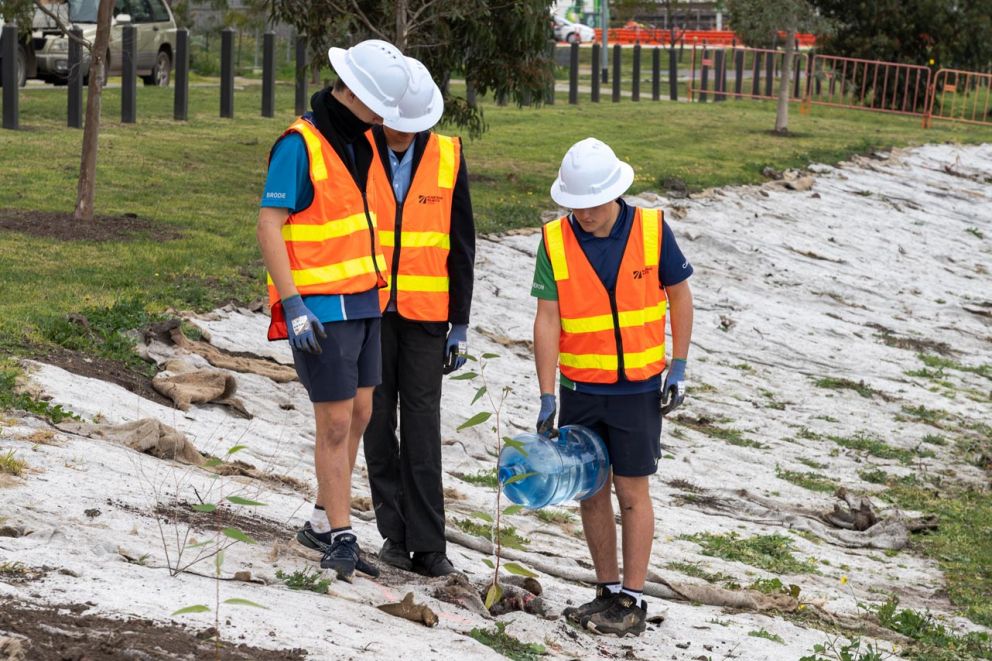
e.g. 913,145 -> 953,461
775,30 -> 795,134
73,0 -> 114,222
394,0 -> 408,52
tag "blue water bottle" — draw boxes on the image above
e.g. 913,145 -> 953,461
498,425 -> 610,509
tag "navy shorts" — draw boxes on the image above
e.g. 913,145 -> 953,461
558,388 -> 662,477
291,318 -> 381,402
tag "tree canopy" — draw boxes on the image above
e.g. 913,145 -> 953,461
811,0 -> 992,72
265,0 -> 556,136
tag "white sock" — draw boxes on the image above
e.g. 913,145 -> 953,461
330,527 -> 352,543
603,583 -> 622,594
309,505 -> 331,534
621,586 -> 643,601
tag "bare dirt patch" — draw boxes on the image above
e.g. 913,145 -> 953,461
33,345 -> 170,407
0,599 -> 306,660
0,208 -> 182,243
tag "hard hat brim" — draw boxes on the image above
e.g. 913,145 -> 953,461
384,84 -> 444,133
328,46 -> 401,122
550,162 -> 635,209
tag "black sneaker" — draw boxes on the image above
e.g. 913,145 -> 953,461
562,584 -> 618,625
585,592 -> 647,637
299,523 -> 380,579
411,551 -> 457,577
379,538 -> 413,571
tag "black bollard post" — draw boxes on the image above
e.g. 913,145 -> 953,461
295,34 -> 307,116
68,27 -> 83,128
793,53 -> 802,98
713,49 -> 725,101
122,24 -> 137,123
632,44 -> 641,101
591,43 -> 600,102
752,52 -> 762,98
612,44 -> 621,102
220,28 -> 234,118
262,31 -> 275,117
652,47 -> 660,101
569,41 -> 578,104
174,28 -> 189,120
669,40 -> 678,100
764,49 -> 774,97
2,24 -> 20,130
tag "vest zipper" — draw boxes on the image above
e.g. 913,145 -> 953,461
608,287 -> 625,377
361,191 -> 384,284
388,201 -> 403,308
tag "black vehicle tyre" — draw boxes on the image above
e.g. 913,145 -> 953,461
566,32 -> 580,44
0,44 -> 27,87
142,49 -> 171,87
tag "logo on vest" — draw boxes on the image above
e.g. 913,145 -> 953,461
632,266 -> 655,280
418,194 -> 443,205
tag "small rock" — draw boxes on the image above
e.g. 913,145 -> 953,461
58,568 -> 81,578
675,641 -> 690,649
233,570 -> 252,582
0,525 -> 27,538
84,508 -> 101,519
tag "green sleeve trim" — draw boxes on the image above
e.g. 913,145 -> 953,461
531,240 -> 558,300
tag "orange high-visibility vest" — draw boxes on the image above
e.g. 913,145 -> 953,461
266,118 -> 388,340
369,132 -> 460,322
543,208 -> 667,383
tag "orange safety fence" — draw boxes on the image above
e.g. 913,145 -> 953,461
804,54 -> 931,120
925,69 -> 992,127
687,45 -> 810,103
591,29 -> 816,48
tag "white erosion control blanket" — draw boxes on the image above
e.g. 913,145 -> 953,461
2,144 -> 991,660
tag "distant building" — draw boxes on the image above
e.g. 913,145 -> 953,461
553,1 -> 726,31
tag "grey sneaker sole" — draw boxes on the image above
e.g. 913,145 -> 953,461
586,619 -> 646,637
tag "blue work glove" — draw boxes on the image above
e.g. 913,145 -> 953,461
536,393 -> 557,438
282,294 -> 326,355
443,324 -> 468,375
661,358 -> 687,416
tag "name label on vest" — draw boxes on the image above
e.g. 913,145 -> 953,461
418,194 -> 444,205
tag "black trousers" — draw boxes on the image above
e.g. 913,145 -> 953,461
364,312 -> 448,553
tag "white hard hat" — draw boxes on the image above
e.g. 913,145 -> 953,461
385,57 -> 444,133
550,138 -> 635,209
328,40 -> 410,122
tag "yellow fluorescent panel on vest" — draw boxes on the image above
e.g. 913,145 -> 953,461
285,256 -> 386,286
379,231 -> 450,249
281,212 -> 377,242
560,301 -> 668,334
560,346 -> 664,370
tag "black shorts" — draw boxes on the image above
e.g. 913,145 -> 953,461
291,318 -> 382,402
558,388 -> 662,477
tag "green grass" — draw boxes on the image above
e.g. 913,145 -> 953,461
457,468 -> 498,489
775,465 -> 839,493
665,560 -> 733,584
534,508 -> 575,525
454,518 -> 529,550
813,377 -> 879,398
0,449 -> 27,476
274,567 -> 332,594
0,361 -> 80,423
680,531 -> 818,575
469,621 -> 545,661
900,404 -> 951,427
748,628 -> 785,644
2,82 -> 991,404
825,431 -> 929,464
882,484 -> 992,628
874,596 -> 992,660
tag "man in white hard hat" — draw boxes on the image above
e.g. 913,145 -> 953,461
256,39 -> 410,581
364,57 -> 476,577
531,138 -> 694,636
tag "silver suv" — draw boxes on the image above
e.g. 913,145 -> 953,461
35,0 -> 176,86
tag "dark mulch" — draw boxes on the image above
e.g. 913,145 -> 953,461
0,600 -> 307,660
0,208 -> 182,243
34,344 -> 171,407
